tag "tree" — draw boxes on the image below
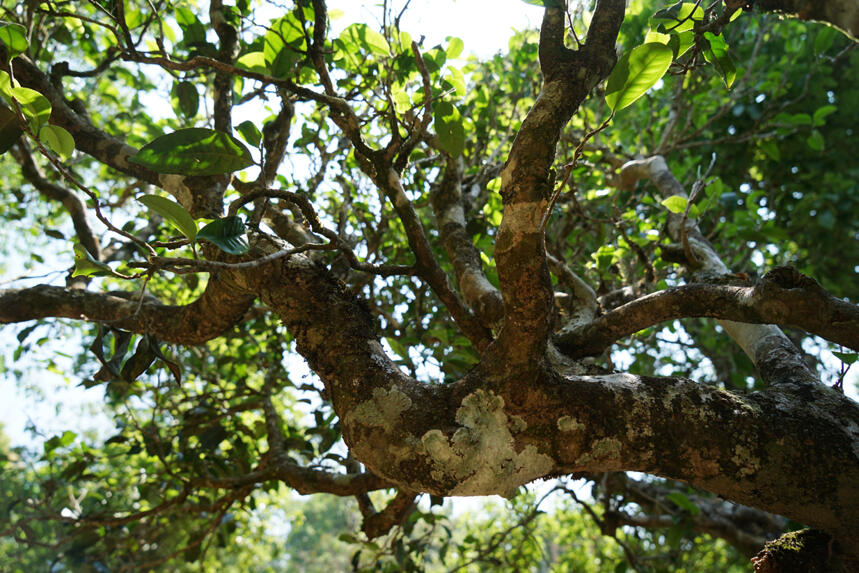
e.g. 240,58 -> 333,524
0,0 -> 857,570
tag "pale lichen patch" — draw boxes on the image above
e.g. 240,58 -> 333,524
420,390 -> 554,498
577,437 -> 622,466
158,174 -> 193,209
557,415 -> 584,432
731,443 -> 761,478
346,386 -> 412,433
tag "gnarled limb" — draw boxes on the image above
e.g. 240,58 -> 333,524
554,274 -> 859,358
492,0 -> 625,370
0,278 -> 254,345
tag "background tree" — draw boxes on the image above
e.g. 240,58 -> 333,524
0,0 -> 857,570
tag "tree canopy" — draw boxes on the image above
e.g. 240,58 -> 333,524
0,0 -> 858,570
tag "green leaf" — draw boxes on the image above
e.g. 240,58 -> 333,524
806,129 -> 824,151
605,43 -> 673,111
73,243 -> 111,277
39,124 -> 75,159
236,51 -> 268,75
0,103 -> 22,153
446,37 -> 464,59
9,86 -> 52,130
812,105 -> 837,126
661,195 -> 688,214
171,80 -> 199,118
137,194 -> 198,241
197,216 -> 249,255
702,32 -> 737,89
833,351 -> 858,365
264,15 -> 304,78
592,245 -> 617,271
667,492 -> 700,515
0,22 -> 28,58
814,27 -> 838,55
128,128 -> 254,176
433,101 -> 465,157
236,120 -> 262,147
444,66 -> 467,97
653,2 -> 704,33
760,140 -> 780,161
339,23 -> 389,58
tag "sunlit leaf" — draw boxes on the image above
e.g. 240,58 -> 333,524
605,43 -> 673,111
128,128 -> 254,176
433,100 -> 465,157
0,22 -> 28,58
9,86 -> 52,130
702,32 -> 736,89
39,124 -> 75,159
72,243 -> 111,277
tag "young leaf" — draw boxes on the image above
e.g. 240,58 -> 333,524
661,195 -> 688,214
0,22 -> 28,59
197,216 -> 249,255
433,101 -> 465,157
236,51 -> 268,74
128,128 -> 254,176
605,42 -> 673,112
73,243 -> 111,277
446,37 -> 464,59
10,86 -> 52,130
39,124 -> 75,159
137,194 -> 198,241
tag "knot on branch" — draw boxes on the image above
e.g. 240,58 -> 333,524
761,266 -> 821,291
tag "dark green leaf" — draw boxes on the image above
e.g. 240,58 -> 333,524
833,351 -> 858,365
172,81 -> 199,118
128,128 -> 254,176
236,120 -> 262,147
667,492 -> 700,515
605,43 -> 673,111
807,129 -> 824,151
138,194 -> 198,241
120,335 -> 158,382
197,216 -> 249,255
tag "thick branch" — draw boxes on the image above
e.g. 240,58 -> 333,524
555,275 -> 859,358
492,0 -> 625,369
0,279 -> 254,345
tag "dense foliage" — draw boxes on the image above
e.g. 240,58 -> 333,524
0,0 -> 857,570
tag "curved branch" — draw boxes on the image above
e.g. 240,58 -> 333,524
0,278 -> 254,345
555,274 -> 859,358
